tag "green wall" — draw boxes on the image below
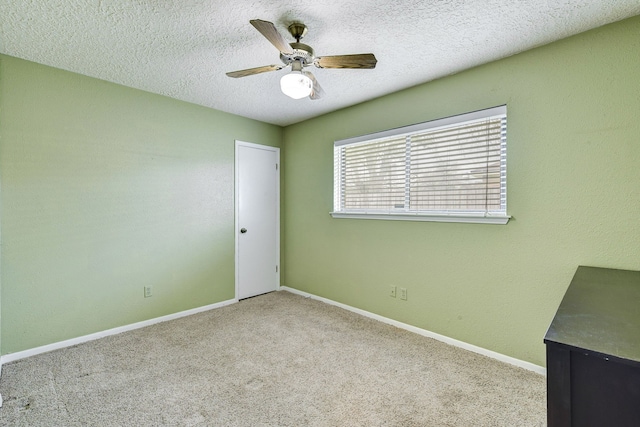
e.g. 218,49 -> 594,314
282,16 -> 640,366
0,55 -> 282,354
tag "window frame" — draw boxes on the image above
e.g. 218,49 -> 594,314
331,105 -> 510,225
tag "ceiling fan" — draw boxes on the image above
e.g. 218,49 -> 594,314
226,19 -> 377,100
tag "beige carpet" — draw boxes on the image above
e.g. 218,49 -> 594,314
0,291 -> 546,426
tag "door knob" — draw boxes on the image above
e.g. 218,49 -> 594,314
240,228 -> 247,233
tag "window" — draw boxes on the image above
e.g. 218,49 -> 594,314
332,106 -> 509,224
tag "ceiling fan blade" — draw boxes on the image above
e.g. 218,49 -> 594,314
250,19 -> 294,54
314,53 -> 377,69
226,64 -> 284,78
303,71 -> 324,100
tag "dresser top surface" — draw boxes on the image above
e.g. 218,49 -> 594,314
544,266 -> 640,363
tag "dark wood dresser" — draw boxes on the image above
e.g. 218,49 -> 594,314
544,266 -> 640,427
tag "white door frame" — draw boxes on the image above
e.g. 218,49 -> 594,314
234,140 -> 280,300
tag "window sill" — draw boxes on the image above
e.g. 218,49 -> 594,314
330,212 -> 510,225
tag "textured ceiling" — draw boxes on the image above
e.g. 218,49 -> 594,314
1,1 -> 639,126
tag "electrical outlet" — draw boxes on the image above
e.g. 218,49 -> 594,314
400,287 -> 407,301
390,285 -> 397,298
144,286 -> 153,298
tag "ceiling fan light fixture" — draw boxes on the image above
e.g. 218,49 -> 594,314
280,71 -> 312,99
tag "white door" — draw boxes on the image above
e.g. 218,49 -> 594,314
235,141 -> 280,299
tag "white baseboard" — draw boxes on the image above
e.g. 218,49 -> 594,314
279,286 -> 546,375
0,298 -> 238,365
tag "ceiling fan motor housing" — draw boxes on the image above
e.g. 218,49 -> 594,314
280,42 -> 315,66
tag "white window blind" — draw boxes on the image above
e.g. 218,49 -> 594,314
332,106 -> 509,224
